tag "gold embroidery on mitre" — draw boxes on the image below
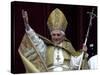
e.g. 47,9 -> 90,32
47,8 -> 68,32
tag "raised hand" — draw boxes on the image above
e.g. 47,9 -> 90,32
22,9 -> 30,31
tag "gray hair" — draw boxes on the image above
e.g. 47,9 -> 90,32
50,30 -> 65,36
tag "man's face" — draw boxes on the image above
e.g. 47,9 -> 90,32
51,30 -> 64,45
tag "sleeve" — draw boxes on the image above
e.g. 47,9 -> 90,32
25,26 -> 47,58
70,53 -> 84,70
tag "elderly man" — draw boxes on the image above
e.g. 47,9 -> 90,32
18,8 -> 88,72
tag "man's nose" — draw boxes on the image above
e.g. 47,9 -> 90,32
55,35 -> 59,39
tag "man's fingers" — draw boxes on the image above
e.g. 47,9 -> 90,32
22,9 -> 27,18
22,10 -> 28,19
24,11 -> 29,23
22,10 -> 29,25
25,11 -> 28,17
82,45 -> 87,52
